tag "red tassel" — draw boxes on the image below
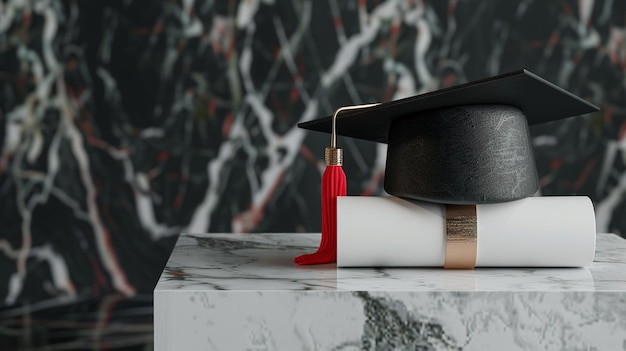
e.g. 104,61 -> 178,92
295,103 -> 378,265
294,165 -> 346,265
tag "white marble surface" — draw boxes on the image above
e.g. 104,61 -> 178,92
154,233 -> 626,350
155,233 -> 626,292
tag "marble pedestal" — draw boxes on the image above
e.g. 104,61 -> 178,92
154,233 -> 626,350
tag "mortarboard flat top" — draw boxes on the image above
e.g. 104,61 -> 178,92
299,69 -> 598,144
299,70 -> 599,205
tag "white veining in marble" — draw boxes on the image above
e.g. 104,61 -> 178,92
155,233 -> 626,292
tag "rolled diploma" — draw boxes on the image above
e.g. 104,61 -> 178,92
336,196 -> 596,267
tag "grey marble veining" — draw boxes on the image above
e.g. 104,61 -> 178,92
156,233 -> 626,292
154,233 -> 626,350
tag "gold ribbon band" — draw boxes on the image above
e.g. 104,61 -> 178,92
444,205 -> 477,269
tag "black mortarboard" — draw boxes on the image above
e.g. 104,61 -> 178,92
299,69 -> 599,204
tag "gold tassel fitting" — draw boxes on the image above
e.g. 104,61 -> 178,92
325,102 -> 380,167
325,147 -> 343,166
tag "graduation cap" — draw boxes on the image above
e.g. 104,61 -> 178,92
299,69 -> 599,205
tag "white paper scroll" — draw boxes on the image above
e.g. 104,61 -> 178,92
336,196 -> 596,267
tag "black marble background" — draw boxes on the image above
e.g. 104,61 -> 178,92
0,0 -> 625,313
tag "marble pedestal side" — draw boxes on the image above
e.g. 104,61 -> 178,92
154,233 -> 626,350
